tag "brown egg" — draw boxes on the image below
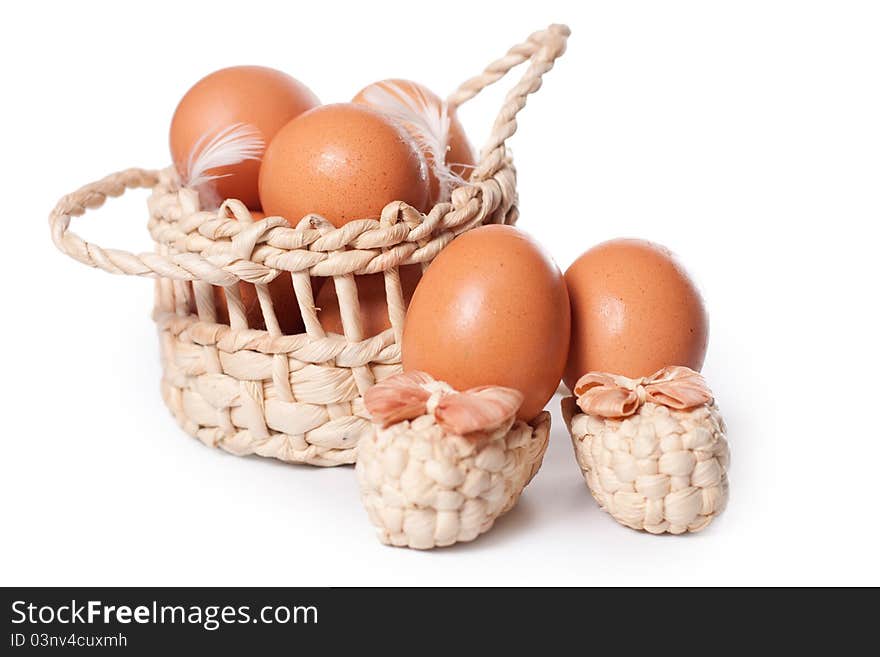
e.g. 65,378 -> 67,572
258,103 -> 430,227
317,264 -> 422,337
353,79 -> 475,204
206,212 -> 307,334
563,238 -> 709,389
402,225 -> 570,421
170,66 -> 319,209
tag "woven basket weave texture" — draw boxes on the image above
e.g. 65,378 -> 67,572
49,25 -> 570,466
563,397 -> 729,534
358,410 -> 550,549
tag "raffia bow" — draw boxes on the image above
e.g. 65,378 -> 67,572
573,366 -> 713,419
364,371 -> 524,437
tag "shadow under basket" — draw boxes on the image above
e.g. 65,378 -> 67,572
49,25 -> 570,466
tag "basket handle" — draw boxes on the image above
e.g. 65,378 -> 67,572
49,167 -> 217,281
447,23 -> 570,182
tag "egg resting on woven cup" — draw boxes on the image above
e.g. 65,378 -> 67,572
563,238 -> 709,391
402,224 -> 570,421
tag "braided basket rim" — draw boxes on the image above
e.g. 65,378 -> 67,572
50,24 -> 570,287
146,157 -> 519,287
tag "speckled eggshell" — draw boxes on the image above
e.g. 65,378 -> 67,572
170,66 -> 319,209
402,225 -> 570,421
258,103 -> 430,227
353,79 -> 475,205
563,238 -> 709,390
317,264 -> 422,337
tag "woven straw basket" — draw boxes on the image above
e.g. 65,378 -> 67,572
561,367 -> 730,534
49,25 -> 569,466
358,372 -> 550,549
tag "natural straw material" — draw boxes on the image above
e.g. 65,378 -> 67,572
562,367 -> 730,534
359,372 -> 549,549
49,25 -> 569,466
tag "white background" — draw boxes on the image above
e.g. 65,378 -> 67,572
2,0 -> 878,586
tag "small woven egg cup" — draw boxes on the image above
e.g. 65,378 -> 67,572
49,25 -> 569,466
358,372 -> 550,549
561,367 -> 730,535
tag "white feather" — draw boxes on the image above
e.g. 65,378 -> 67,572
184,122 -> 264,189
361,81 -> 464,203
